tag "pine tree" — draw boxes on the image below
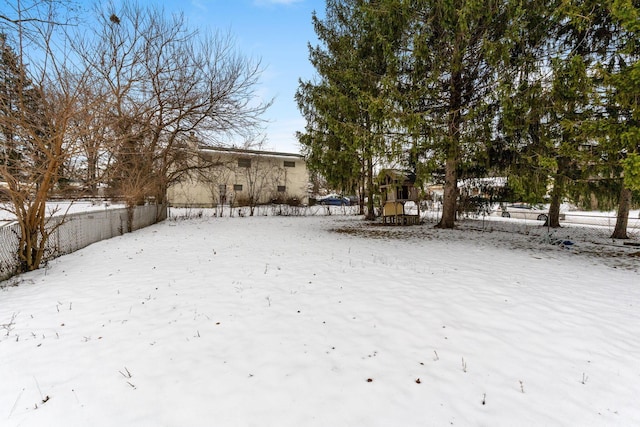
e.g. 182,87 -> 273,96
483,0 -> 557,210
399,0 -> 513,228
548,0 -> 640,237
297,0 -> 402,219
597,0 -> 640,238
0,33 -> 41,182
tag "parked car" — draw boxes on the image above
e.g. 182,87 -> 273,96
498,203 -> 562,222
317,194 -> 351,206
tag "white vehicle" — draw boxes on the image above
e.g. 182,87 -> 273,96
498,203 -> 564,222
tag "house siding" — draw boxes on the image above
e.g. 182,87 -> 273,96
167,148 -> 308,207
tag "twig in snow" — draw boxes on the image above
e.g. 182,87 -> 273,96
581,373 -> 588,384
1,312 -> 17,336
119,367 -> 132,378
433,350 -> 439,361
32,376 -> 50,406
9,388 -> 25,417
519,380 -> 525,393
482,393 -> 486,405
33,376 -> 44,401
461,357 -> 467,373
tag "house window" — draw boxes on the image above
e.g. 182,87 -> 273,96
238,158 -> 251,168
233,184 -> 243,191
277,185 -> 286,192
284,160 -> 296,168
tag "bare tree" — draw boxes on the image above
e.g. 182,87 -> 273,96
0,1 -> 88,272
233,140 -> 285,216
197,150 -> 234,216
63,80 -> 112,197
0,0 -> 79,49
73,1 -> 271,226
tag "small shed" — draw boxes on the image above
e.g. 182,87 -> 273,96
378,169 -> 420,225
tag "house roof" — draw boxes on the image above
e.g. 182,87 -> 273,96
199,145 -> 304,160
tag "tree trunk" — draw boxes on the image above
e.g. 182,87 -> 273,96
437,60 -> 462,230
547,193 -> 562,227
87,154 -> 98,196
126,205 -> 135,233
17,161 -> 59,271
611,186 -> 631,239
359,174 -> 365,216
437,156 -> 458,228
153,182 -> 169,221
365,156 -> 375,221
547,173 -> 563,228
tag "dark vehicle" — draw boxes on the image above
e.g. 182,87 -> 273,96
317,194 -> 351,206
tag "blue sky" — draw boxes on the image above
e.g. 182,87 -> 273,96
136,0 -> 325,154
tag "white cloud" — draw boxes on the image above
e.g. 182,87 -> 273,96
190,0 -> 209,12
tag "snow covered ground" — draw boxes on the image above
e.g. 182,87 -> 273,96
1,213 -> 639,426
0,200 -> 126,227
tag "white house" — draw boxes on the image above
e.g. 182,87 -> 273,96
167,147 -> 309,208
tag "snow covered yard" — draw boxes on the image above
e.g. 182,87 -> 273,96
1,215 -> 639,426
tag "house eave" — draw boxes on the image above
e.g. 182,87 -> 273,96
199,145 -> 304,160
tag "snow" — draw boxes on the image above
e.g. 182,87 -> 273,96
0,200 -> 126,226
1,213 -> 639,426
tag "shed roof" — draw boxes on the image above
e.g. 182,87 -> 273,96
378,169 -> 417,185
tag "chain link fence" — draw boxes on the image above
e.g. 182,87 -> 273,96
0,205 -> 163,283
0,223 -> 20,281
169,203 -> 640,241
448,210 -> 640,241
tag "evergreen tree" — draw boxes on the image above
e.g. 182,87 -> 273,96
486,0 -> 557,208
497,1 -> 630,230
297,0 -> 403,219
399,0 -> 513,228
596,0 -> 640,238
545,52 -> 596,227
0,33 -> 42,182
544,0 -> 639,236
